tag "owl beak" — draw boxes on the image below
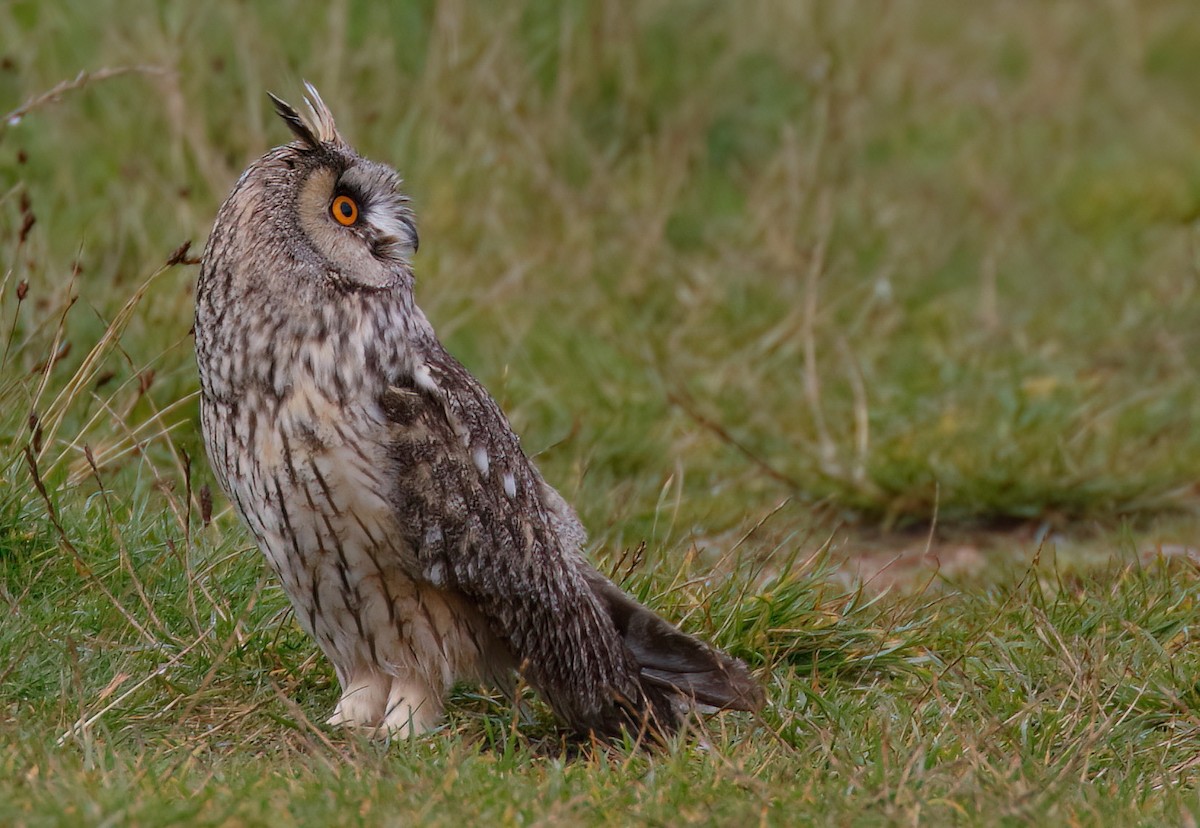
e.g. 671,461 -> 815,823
372,218 -> 419,260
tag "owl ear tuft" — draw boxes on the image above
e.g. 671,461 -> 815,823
268,82 -> 342,148
301,82 -> 342,145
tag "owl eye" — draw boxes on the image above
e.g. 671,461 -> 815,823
331,195 -> 359,226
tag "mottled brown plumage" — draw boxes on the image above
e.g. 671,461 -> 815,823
194,85 -> 763,739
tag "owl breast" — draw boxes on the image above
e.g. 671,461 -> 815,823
198,308 -> 505,694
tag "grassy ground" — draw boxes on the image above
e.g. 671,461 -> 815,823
1,0 -> 1200,824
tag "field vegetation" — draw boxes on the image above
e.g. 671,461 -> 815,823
1,2 -> 1199,824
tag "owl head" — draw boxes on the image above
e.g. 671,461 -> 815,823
206,83 -> 419,298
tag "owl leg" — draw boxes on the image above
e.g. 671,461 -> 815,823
379,675 -> 444,737
327,670 -> 390,729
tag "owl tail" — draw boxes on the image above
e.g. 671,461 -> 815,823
584,571 -> 765,724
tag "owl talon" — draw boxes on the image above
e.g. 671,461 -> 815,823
379,677 -> 443,738
327,673 -> 389,730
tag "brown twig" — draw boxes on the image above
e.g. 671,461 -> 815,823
23,446 -> 159,647
1,65 -> 171,135
666,387 -> 804,491
83,444 -> 174,639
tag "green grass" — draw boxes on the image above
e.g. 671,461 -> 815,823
2,0 -> 1200,824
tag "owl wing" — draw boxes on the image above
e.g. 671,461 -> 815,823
379,342 -> 762,736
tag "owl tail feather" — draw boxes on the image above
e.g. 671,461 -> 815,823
584,572 -> 766,723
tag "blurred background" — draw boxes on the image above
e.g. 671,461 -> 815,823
2,0 -> 1199,577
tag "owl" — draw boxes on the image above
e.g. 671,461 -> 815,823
194,84 -> 763,739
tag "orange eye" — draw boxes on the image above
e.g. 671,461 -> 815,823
331,195 -> 358,226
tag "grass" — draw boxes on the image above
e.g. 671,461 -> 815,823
1,0 -> 1200,824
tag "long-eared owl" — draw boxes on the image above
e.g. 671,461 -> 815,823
194,85 -> 763,738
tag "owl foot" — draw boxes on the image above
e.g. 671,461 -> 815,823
327,672 -> 389,729
379,676 -> 443,738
